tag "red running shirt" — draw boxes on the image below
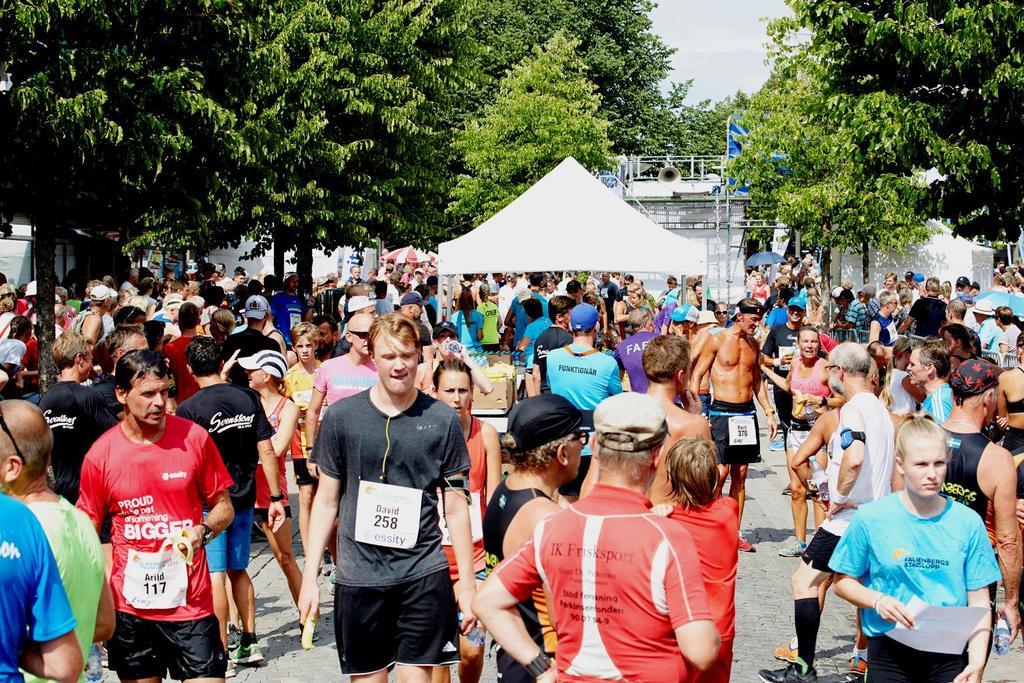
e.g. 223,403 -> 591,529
77,415 -> 232,621
256,397 -> 290,510
494,484 -> 713,683
669,496 -> 739,683
443,417 -> 488,580
163,335 -> 200,402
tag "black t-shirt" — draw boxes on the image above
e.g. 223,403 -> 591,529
92,376 -> 122,418
599,281 -> 619,322
176,383 -> 273,509
221,328 -> 280,386
762,323 -> 801,399
313,391 -> 470,587
533,326 -> 573,393
39,381 -> 120,503
908,296 -> 947,337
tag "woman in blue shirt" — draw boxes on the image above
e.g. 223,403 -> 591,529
452,289 -> 483,352
829,415 -> 999,683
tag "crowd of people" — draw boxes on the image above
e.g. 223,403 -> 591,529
1,253 -> 1023,683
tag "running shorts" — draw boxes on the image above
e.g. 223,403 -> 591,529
786,418 -> 816,454
1002,426 -> 1024,455
558,455 -> 591,498
292,457 -> 317,487
334,568 -> 460,675
801,527 -> 841,572
866,635 -> 965,682
108,611 -> 226,681
205,506 -> 254,573
710,399 -> 761,464
254,505 -> 292,526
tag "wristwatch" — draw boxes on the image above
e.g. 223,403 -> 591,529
269,493 -> 285,503
525,651 -> 552,679
199,523 -> 214,547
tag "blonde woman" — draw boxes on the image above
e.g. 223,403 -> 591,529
0,284 -> 18,338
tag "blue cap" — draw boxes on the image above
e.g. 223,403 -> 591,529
400,291 -> 424,306
670,303 -> 699,324
787,297 -> 805,310
569,303 -> 600,331
913,273 -> 925,283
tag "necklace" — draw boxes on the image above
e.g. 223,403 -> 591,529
945,418 -> 979,432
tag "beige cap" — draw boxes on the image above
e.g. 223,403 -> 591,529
697,310 -> 718,325
594,393 -> 668,452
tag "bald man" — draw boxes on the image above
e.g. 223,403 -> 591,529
1,400 -> 114,682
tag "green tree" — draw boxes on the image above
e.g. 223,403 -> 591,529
728,25 -> 931,282
644,81 -> 751,156
786,0 -> 1024,240
464,0 -> 672,153
449,33 -> 613,225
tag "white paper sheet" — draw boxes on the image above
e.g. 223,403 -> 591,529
886,596 -> 988,655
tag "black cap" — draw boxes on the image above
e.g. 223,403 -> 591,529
971,281 -> 981,290
838,288 -> 855,301
904,271 -> 914,279
432,321 -> 457,340
505,395 -> 593,453
956,276 -> 971,288
113,306 -> 146,325
427,275 -> 438,287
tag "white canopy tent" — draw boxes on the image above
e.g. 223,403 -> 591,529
438,158 -> 708,276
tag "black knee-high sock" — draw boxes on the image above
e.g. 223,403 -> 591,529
794,597 -> 820,670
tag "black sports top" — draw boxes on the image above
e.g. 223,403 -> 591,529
942,429 -> 991,520
1005,368 -> 1024,414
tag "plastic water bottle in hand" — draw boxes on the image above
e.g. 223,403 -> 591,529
459,612 -> 485,648
808,457 -> 829,504
86,644 -> 104,682
994,616 -> 1011,655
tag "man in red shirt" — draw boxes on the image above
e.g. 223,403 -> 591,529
162,302 -> 201,403
474,392 -> 720,682
77,350 -> 235,681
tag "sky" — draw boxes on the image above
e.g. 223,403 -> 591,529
649,0 -> 792,103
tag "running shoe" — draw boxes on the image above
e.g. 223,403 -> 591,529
226,660 -> 237,679
328,568 -> 336,596
737,532 -> 756,553
230,641 -> 264,666
758,661 -> 817,683
770,436 -> 785,451
773,638 -> 798,663
227,624 -> 241,651
778,540 -> 808,557
845,655 -> 867,680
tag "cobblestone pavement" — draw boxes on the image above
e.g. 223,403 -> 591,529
113,440 -> 1022,682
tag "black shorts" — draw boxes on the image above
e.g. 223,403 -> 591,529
334,568 -> 460,674
801,528 -> 841,572
866,635 -> 965,682
558,455 -> 591,498
108,611 -> 226,681
292,458 -> 316,487
254,505 -> 292,525
710,399 -> 761,464
773,387 -> 793,438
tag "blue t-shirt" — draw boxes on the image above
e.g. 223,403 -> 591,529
522,318 -> 552,367
874,313 -> 897,347
829,494 -> 1000,638
511,293 -> 549,346
269,292 -> 305,347
979,318 -> 1001,352
453,310 -> 484,351
923,384 -> 953,423
547,344 -> 623,457
0,495 -> 77,679
765,306 -> 788,328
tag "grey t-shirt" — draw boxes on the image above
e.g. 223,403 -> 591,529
313,390 -> 470,587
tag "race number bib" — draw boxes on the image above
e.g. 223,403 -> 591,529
289,312 -> 302,332
354,480 -> 422,549
438,491 -> 483,546
886,322 -> 898,340
122,541 -> 188,610
728,415 -> 757,446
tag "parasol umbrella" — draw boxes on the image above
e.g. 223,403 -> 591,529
975,290 -> 1024,317
382,246 -> 420,263
746,251 -> 785,267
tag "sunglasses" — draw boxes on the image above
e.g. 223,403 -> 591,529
348,329 -> 370,339
0,407 -> 24,461
715,310 -> 728,316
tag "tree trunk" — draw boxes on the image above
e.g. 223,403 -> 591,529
34,214 -> 58,393
295,238 -> 313,298
861,240 -> 870,285
273,225 -> 286,277
821,244 -> 831,292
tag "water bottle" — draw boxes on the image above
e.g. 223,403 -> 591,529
994,616 -> 1011,655
85,644 -> 103,682
808,458 -> 829,505
458,612 -> 485,648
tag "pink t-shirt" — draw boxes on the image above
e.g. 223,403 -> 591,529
312,354 -> 379,409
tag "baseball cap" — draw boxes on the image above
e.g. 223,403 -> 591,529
186,260 -> 199,274
697,310 -> 718,325
913,273 -> 925,283
950,359 -> 998,398
89,284 -> 116,301
569,303 -> 600,331
426,275 -> 438,287
831,286 -> 844,299
238,350 -> 288,379
670,303 -> 699,324
400,292 -> 424,306
787,297 -> 805,310
971,281 -> 981,291
432,321 -> 457,340
504,395 -> 592,453
956,276 -> 971,288
837,288 -> 854,301
24,281 -> 36,297
594,393 -> 668,453
345,295 -> 372,313
516,289 -> 534,303
161,293 -> 184,310
245,295 -> 270,319
904,271 -> 915,280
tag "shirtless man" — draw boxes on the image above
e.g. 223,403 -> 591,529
691,297 -> 777,552
643,335 -> 712,504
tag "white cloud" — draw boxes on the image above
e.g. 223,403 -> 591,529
649,0 -> 792,102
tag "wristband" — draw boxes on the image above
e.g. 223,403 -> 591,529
200,523 -> 214,547
832,491 -> 849,504
269,493 -> 285,503
873,595 -> 884,611
525,651 -> 552,679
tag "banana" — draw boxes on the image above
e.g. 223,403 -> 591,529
170,530 -> 194,568
301,614 -> 318,650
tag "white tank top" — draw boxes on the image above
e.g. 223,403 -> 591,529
888,369 -> 917,415
822,391 -> 895,536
